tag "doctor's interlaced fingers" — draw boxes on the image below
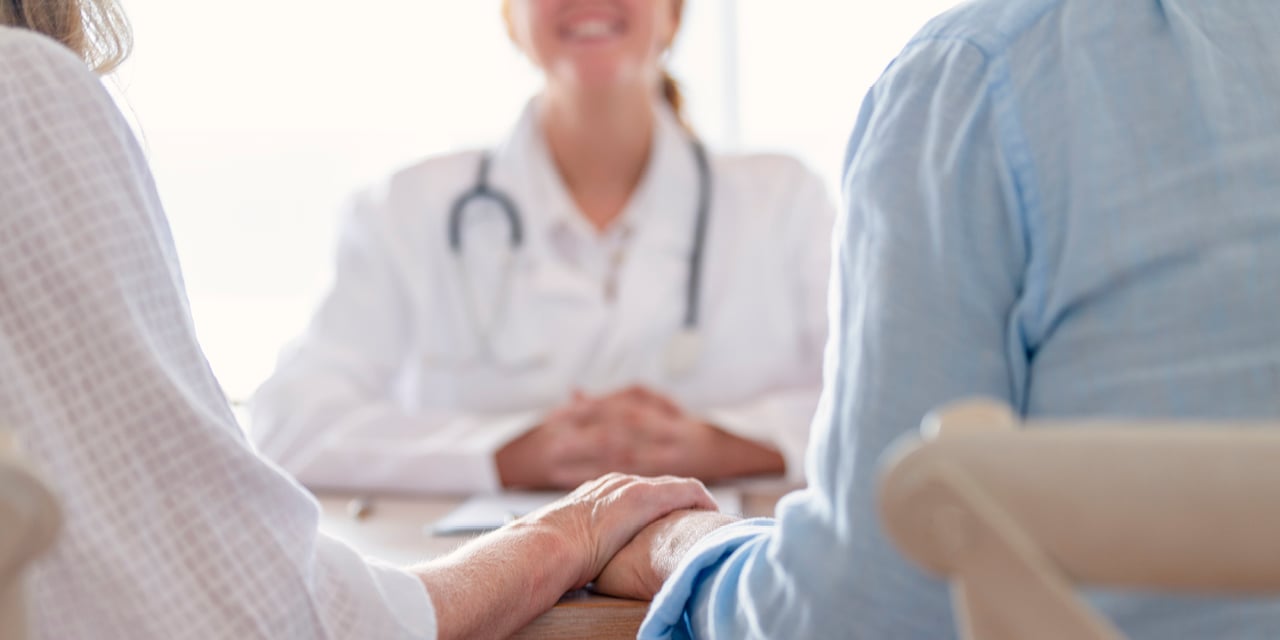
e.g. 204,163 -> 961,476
249,0 -> 836,494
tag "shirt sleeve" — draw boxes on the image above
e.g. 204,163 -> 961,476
643,36 -> 1031,639
0,29 -> 436,640
249,193 -> 537,495
701,165 -> 834,481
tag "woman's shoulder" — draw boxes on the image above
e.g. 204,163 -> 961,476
366,147 -> 487,207
0,25 -> 56,54
0,27 -> 136,169
0,25 -> 92,74
387,148 -> 487,185
341,148 -> 487,232
709,150 -> 832,220
705,149 -> 836,243
711,150 -> 825,191
0,27 -> 99,93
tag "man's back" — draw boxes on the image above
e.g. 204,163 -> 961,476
1006,1 -> 1280,633
996,0 -> 1280,422
640,2 -> 1280,638
853,0 -> 1280,634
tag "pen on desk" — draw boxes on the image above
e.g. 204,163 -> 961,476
347,496 -> 375,521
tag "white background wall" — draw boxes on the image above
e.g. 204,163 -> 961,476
114,0 -> 960,402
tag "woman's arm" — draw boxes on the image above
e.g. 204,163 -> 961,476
418,474 -> 716,639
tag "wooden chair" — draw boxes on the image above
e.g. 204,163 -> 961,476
0,431 -> 60,640
878,399 -> 1280,640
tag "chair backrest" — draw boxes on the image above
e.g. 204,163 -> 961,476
0,431 -> 61,640
877,399 -> 1280,640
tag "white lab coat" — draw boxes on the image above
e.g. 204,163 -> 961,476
251,100 -> 835,493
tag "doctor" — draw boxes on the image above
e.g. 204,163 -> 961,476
251,0 -> 835,493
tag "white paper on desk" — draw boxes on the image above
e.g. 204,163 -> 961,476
430,487 -> 743,536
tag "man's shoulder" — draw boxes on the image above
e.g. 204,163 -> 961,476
909,0 -> 1069,57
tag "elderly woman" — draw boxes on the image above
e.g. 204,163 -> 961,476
0,2 -> 717,638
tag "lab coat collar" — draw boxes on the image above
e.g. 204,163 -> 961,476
491,96 -> 701,257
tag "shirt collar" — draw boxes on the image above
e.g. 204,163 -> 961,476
493,96 -> 702,256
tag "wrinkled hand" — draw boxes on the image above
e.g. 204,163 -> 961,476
593,508 -> 740,600
416,474 -> 719,639
518,473 -> 719,590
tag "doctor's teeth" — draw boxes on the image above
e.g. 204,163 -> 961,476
570,20 -> 614,39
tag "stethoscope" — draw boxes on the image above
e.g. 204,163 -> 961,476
447,137 -> 712,377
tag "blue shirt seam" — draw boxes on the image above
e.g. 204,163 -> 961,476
890,33 -> 1046,410
986,54 -> 1046,412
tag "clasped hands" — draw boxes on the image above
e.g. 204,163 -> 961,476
497,385 -> 730,490
515,472 -> 738,602
486,386 -> 778,601
491,386 -> 763,600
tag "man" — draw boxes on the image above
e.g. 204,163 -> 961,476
595,1 -> 1280,638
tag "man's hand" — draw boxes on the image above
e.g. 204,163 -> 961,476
593,508 -> 740,600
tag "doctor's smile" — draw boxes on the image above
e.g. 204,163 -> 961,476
557,6 -> 625,43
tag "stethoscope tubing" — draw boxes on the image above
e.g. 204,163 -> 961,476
684,140 -> 711,331
446,136 -> 712,341
448,153 -> 525,254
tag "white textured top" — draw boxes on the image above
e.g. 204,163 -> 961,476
0,27 -> 436,639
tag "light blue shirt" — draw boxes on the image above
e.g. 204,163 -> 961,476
644,1 -> 1280,638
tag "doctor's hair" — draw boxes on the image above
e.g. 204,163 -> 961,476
1,0 -> 132,74
660,69 -> 686,130
657,0 -> 689,129
502,0 -> 691,130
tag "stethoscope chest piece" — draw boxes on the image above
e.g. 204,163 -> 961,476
664,329 -> 702,378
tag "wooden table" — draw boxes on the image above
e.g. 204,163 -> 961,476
316,479 -> 791,639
